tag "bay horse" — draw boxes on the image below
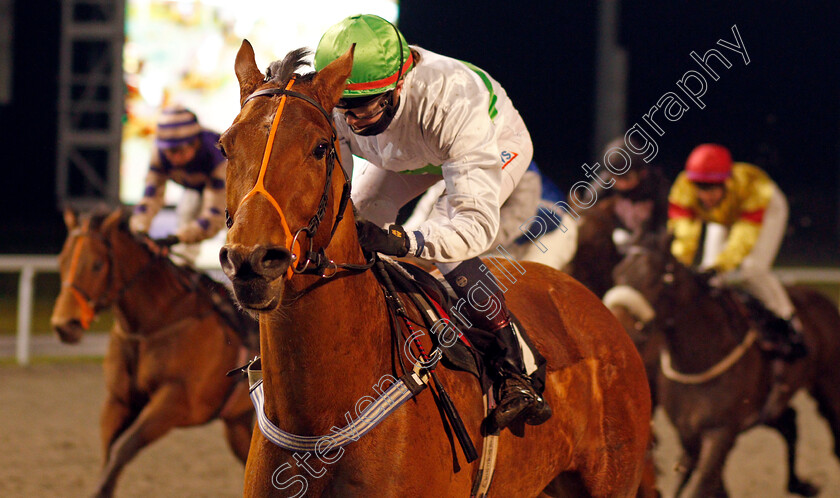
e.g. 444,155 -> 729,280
562,196 -> 622,299
609,232 -> 840,497
218,41 -> 651,497
50,209 -> 256,498
565,198 -> 663,407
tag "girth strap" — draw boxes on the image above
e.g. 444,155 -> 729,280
246,358 -> 429,452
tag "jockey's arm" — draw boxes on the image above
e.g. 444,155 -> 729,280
409,96 -> 503,262
667,173 -> 702,266
175,161 -> 227,244
713,168 -> 775,272
668,216 -> 702,266
712,219 -> 761,272
494,168 -> 541,247
129,157 -> 168,235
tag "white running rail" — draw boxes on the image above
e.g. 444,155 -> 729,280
1,256 -> 839,365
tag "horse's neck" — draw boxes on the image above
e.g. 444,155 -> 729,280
111,241 -> 195,334
259,267 -> 391,434
664,278 -> 749,371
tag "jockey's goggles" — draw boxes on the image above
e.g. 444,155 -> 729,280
336,91 -> 392,121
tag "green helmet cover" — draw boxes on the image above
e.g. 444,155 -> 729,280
314,14 -> 413,98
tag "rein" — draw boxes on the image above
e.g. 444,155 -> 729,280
237,77 -> 372,279
655,260 -> 760,384
660,329 -> 759,384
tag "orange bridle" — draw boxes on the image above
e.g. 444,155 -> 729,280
237,78 -> 301,279
64,233 -> 97,329
233,77 -> 367,279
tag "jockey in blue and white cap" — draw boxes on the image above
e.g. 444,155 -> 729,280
129,106 -> 227,251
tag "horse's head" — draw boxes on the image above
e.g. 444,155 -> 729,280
51,208 -> 129,343
610,230 -> 692,316
219,41 -> 358,311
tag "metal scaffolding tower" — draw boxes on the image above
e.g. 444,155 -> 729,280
56,0 -> 125,208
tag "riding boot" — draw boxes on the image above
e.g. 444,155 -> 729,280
763,314 -> 807,361
443,257 -> 551,430
782,316 -> 807,361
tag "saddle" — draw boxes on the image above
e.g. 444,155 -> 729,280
713,283 -> 805,362
378,258 -> 548,398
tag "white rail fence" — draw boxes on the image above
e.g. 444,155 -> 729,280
2,254 -> 840,365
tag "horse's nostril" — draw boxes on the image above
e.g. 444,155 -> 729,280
220,245 -> 249,278
262,247 -> 292,268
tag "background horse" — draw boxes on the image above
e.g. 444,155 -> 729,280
218,41 -> 651,497
562,196 -> 622,299
608,233 -> 840,497
50,209 -> 255,497
566,197 -> 663,406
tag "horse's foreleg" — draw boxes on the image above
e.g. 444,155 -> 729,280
93,385 -> 186,498
677,427 -> 736,498
99,395 -> 135,464
766,406 -> 818,496
223,410 -> 254,464
811,372 -> 840,463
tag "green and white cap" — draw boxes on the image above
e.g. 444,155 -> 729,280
314,14 -> 413,99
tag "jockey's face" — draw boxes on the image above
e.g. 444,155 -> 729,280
614,169 -> 644,192
162,139 -> 200,166
694,183 -> 726,209
337,81 -> 404,135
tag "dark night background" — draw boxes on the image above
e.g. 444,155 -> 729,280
2,1 -> 839,265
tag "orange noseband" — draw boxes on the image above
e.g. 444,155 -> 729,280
237,78 -> 301,279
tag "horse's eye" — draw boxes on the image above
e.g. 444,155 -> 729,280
217,142 -> 228,158
312,142 -> 328,160
92,261 -> 103,272
225,209 -> 233,229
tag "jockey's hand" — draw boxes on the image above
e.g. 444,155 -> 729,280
355,220 -> 409,257
699,267 -> 723,288
152,235 -> 181,248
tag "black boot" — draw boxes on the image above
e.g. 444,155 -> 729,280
443,258 -> 551,430
491,320 -> 552,429
762,315 -> 807,361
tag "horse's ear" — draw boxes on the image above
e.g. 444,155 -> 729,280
101,209 -> 125,234
312,44 -> 355,110
63,207 -> 78,231
235,39 -> 265,106
657,229 -> 675,253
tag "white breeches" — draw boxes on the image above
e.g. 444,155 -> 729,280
701,188 -> 794,319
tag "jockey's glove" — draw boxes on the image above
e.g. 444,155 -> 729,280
356,220 -> 410,257
698,267 -> 724,288
153,235 -> 181,248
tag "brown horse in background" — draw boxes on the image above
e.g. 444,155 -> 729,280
218,41 -> 651,497
563,196 -> 623,299
609,233 -> 840,497
564,197 -> 663,406
51,209 -> 255,498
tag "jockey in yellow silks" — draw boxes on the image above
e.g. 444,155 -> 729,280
315,14 -> 550,429
668,143 -> 806,359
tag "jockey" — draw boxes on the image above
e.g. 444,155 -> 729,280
668,143 -> 806,360
129,106 -> 227,261
404,161 -> 579,270
598,136 -> 670,249
315,14 -> 551,429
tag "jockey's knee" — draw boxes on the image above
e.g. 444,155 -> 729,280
354,198 -> 399,227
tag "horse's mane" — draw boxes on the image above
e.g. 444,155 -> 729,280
76,208 -> 233,305
265,47 -> 316,86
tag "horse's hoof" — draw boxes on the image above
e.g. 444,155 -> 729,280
788,479 -> 819,497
